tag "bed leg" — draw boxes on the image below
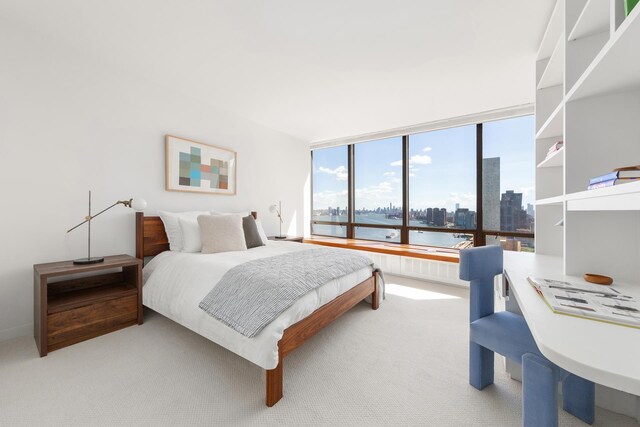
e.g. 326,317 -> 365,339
371,272 -> 379,310
266,360 -> 283,407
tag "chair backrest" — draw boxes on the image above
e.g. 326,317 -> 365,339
459,246 -> 503,323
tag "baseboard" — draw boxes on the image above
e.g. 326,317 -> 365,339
596,385 -> 640,421
0,322 -> 32,343
355,250 -> 466,287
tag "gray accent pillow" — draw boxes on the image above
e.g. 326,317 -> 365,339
198,214 -> 247,254
243,215 -> 265,249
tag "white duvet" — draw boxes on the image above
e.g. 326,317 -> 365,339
142,241 -> 374,370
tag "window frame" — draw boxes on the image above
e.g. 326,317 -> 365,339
310,119 -> 535,248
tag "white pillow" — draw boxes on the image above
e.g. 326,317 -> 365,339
178,217 -> 205,253
255,219 -> 269,245
198,214 -> 247,254
158,210 -> 209,251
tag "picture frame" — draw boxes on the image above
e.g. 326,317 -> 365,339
165,135 -> 237,195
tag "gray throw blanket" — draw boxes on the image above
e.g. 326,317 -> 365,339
199,247 -> 384,338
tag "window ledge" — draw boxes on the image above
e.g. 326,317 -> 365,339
303,236 -> 459,263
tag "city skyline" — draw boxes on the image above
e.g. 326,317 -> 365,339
314,187 -> 534,233
313,115 -> 536,217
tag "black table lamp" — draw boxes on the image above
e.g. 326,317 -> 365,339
67,191 -> 147,264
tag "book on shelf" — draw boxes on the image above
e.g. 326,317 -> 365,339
527,277 -> 640,329
546,141 -> 563,155
587,177 -> 640,190
590,170 -> 640,185
542,141 -> 563,162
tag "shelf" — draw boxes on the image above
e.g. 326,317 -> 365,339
537,147 -> 564,168
536,101 -> 564,139
48,282 -> 137,314
566,180 -> 640,211
537,35 -> 565,90
537,0 -> 565,60
567,5 -> 640,101
536,195 -> 565,206
567,0 -> 610,41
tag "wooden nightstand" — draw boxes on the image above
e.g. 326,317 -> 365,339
267,236 -> 304,243
33,254 -> 143,356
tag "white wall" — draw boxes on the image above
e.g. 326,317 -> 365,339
0,21 -> 310,342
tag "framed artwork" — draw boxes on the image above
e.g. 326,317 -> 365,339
165,135 -> 237,195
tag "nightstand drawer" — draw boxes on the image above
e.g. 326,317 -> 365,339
47,294 -> 137,349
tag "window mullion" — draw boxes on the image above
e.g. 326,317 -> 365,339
401,135 -> 409,244
347,144 -> 355,239
475,123 -> 485,247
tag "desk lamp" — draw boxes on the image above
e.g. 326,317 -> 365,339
67,191 -> 147,264
269,201 -> 286,239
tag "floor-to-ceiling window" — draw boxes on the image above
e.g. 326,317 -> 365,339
311,145 -> 348,238
310,115 -> 535,252
354,137 -> 403,243
408,125 -> 476,249
482,115 -> 536,252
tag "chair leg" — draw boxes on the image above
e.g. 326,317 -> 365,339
562,374 -> 595,424
469,341 -> 494,390
522,353 -> 557,427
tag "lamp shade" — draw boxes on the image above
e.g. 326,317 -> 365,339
131,198 -> 147,211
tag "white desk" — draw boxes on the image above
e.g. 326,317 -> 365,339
503,252 -> 640,396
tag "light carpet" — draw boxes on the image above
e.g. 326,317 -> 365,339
0,275 -> 637,426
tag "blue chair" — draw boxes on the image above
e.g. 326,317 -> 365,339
459,246 -> 595,427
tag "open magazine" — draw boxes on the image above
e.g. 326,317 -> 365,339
527,277 -> 640,329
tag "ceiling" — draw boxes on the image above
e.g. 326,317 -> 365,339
2,0 -> 554,143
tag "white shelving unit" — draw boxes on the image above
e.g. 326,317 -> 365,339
533,4 -> 640,417
536,195 -> 565,206
537,36 -> 566,90
535,102 -> 564,139
536,0 -> 640,276
537,147 -> 564,168
566,5 -> 640,101
567,180 -> 640,211
535,0 -> 640,272
567,0 -> 610,41
536,0 -> 640,271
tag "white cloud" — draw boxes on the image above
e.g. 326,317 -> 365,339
520,185 -> 535,196
353,181 -> 402,209
449,192 -> 476,204
313,189 -> 348,209
411,155 -> 432,165
390,154 -> 432,167
355,181 -> 393,196
383,171 -> 396,177
423,147 -> 432,152
318,165 -> 347,181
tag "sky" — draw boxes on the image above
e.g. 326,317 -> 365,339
312,115 -> 535,213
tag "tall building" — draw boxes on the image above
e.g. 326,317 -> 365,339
483,157 -> 500,231
433,208 -> 447,227
454,208 -> 476,229
526,203 -> 534,218
500,190 -> 526,231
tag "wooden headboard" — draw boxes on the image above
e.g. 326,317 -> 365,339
135,211 -> 258,260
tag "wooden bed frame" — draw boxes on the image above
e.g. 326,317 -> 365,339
135,212 -> 379,406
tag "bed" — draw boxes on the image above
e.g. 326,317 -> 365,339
135,212 -> 380,406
